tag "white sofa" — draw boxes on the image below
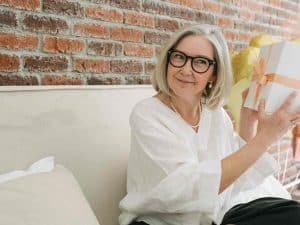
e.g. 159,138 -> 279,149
0,85 -> 154,225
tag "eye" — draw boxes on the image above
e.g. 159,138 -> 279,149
172,52 -> 185,61
194,57 -> 209,66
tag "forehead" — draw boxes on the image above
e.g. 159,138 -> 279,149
175,35 -> 214,58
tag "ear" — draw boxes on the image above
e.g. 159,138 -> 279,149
209,75 -> 217,83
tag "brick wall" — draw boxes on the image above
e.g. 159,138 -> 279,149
0,0 -> 299,85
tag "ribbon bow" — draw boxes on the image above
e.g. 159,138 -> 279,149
252,57 -> 274,108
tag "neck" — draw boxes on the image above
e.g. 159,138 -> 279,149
169,95 -> 200,118
167,94 -> 202,128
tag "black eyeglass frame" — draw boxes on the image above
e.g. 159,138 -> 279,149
167,49 -> 217,74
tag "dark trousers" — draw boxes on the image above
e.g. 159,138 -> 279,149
221,197 -> 300,225
130,197 -> 300,225
129,221 -> 149,225
130,221 -> 215,225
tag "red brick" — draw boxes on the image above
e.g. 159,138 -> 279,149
111,60 -> 143,74
87,41 -> 122,56
232,0 -> 241,6
238,32 -> 252,42
144,31 -> 170,45
270,17 -> 284,26
124,43 -> 153,57
110,0 -> 140,10
217,17 -> 234,28
87,76 -> 121,85
0,54 -> 19,71
124,11 -> 154,28
248,1 -> 263,12
255,14 -> 270,24
23,15 -> 68,34
41,75 -> 83,85
281,1 -> 297,12
43,36 -> 84,53
240,10 -> 254,20
73,23 -> 109,38
143,1 -> 196,20
145,61 -> 155,75
171,7 -> 195,20
233,43 -> 248,51
155,18 -> 179,32
124,75 -> 151,84
43,0 -> 83,16
203,1 -> 221,13
74,58 -> 109,73
269,0 -> 281,6
142,1 -> 168,16
0,32 -> 38,50
85,6 -> 123,23
263,5 -> 278,15
0,10 -> 17,27
167,0 -> 202,10
0,0 -> 40,10
227,42 -> 234,52
155,46 -> 162,56
194,12 -> 215,24
234,21 -> 251,31
224,30 -> 238,41
222,5 -> 238,15
24,56 -> 68,72
281,30 -> 292,38
111,27 -> 144,42
0,74 -> 38,85
288,13 -> 298,21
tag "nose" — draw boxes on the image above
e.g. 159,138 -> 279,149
181,58 -> 193,75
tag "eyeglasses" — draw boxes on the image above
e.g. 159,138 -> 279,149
167,49 -> 216,74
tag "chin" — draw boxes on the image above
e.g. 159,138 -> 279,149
170,86 -> 202,100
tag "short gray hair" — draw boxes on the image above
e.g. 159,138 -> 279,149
152,24 -> 233,109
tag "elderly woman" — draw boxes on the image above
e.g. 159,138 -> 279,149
119,24 -> 300,225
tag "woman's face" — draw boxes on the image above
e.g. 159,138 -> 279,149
167,34 -> 216,100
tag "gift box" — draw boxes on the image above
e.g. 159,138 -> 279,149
244,40 -> 300,113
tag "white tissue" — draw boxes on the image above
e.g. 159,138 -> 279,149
0,156 -> 55,184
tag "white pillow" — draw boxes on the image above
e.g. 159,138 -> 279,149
0,156 -> 54,184
0,165 -> 100,225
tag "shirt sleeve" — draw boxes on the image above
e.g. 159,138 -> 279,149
119,108 -> 222,215
230,130 -> 280,193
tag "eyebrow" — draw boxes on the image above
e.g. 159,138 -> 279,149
173,49 -> 214,61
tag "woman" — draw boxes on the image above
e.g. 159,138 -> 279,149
119,24 -> 300,225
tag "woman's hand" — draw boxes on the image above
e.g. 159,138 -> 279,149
255,92 -> 300,148
239,88 -> 259,142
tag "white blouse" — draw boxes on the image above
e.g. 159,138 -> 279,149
119,97 -> 291,225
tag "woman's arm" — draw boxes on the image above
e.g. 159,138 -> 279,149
220,92 -> 300,193
238,89 -> 258,142
220,133 -> 269,193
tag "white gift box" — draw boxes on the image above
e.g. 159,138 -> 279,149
244,41 -> 300,113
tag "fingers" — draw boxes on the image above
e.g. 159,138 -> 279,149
241,88 -> 249,101
288,107 -> 300,121
289,117 -> 300,128
277,91 -> 297,112
257,98 -> 265,118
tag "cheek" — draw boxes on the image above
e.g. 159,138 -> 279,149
166,66 -> 177,82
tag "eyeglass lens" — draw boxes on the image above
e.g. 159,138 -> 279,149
169,50 -> 214,73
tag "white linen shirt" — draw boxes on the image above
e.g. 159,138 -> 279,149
119,97 -> 291,225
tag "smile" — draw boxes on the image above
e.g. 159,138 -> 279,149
176,77 -> 195,84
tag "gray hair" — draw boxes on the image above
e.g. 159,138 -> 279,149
152,24 -> 233,109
